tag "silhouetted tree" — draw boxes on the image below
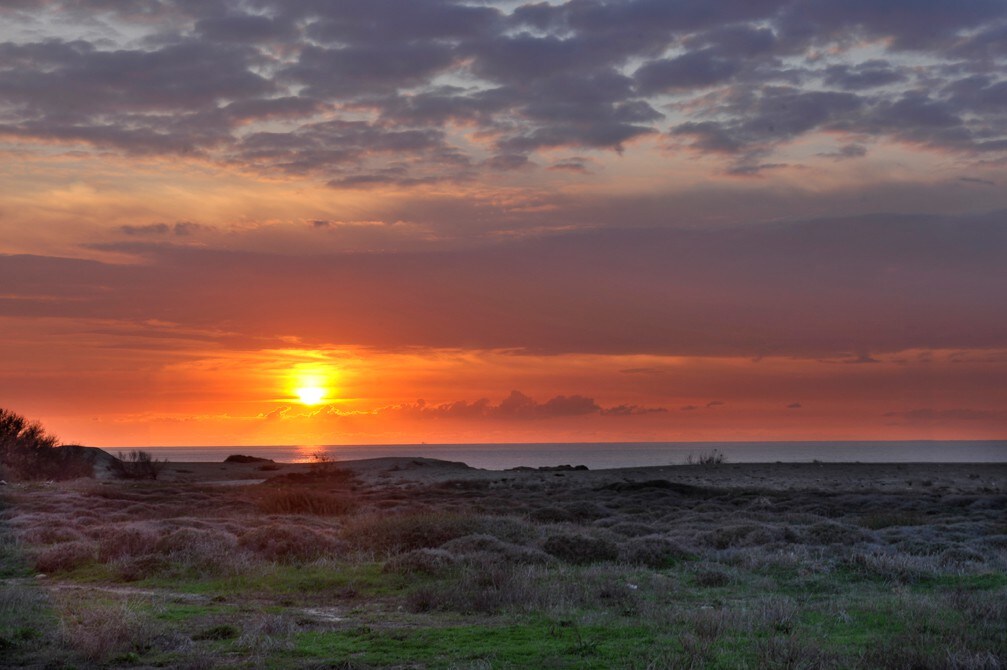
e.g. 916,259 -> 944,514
0,408 -> 92,480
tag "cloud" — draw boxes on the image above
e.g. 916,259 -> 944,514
821,61 -> 905,90
883,408 -> 1007,422
1,0 -> 1002,186
119,222 -> 204,236
634,50 -> 742,94
960,177 -> 996,187
548,157 -> 592,173
6,211 -> 1006,357
388,390 -> 663,420
818,143 -> 867,160
786,402 -> 802,409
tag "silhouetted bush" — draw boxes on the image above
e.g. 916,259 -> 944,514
110,450 -> 165,480
686,449 -> 726,465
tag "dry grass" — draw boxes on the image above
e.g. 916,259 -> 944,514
256,487 -> 358,516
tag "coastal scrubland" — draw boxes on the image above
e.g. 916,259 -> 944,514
2,456 -> 1005,669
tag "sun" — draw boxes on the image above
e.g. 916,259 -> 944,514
295,385 -> 326,406
283,356 -> 340,406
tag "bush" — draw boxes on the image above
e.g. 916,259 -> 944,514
342,513 -> 486,554
110,450 -> 165,480
238,524 -> 344,563
619,535 -> 692,568
442,534 -> 554,565
0,408 -> 92,481
383,548 -> 458,576
686,450 -> 726,466
256,488 -> 357,516
33,541 -> 96,574
542,533 -> 619,565
95,525 -> 161,562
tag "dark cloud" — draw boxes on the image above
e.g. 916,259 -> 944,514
843,353 -> 881,365
1,0 -> 1004,183
283,43 -> 458,97
777,0 -> 1006,51
635,50 -> 742,94
390,390 -> 659,420
706,401 -> 725,408
818,143 -> 867,160
786,402 -> 802,409
119,222 -> 203,236
548,157 -> 592,173
822,61 -> 905,90
600,404 -> 668,416
673,87 -> 865,160
195,12 -> 296,43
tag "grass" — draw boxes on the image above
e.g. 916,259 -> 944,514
2,462 -> 1005,668
295,621 -> 662,669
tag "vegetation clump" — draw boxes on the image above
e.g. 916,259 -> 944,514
110,450 -> 166,480
0,408 -> 93,481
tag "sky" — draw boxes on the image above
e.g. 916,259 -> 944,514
1,0 -> 1006,447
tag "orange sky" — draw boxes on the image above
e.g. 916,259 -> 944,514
1,1 -> 1006,447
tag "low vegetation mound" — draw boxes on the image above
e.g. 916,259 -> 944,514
224,454 -> 275,464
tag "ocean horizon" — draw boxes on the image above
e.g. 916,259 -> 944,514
126,440 -> 1007,470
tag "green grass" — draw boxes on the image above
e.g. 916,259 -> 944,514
295,621 -> 663,669
0,501 -> 61,665
138,562 -> 406,598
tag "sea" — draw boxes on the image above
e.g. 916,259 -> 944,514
128,441 -> 1006,470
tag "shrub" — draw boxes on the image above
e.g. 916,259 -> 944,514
192,624 -> 240,641
686,450 -> 726,466
542,533 -> 619,565
110,450 -> 165,480
33,541 -> 96,574
56,597 -> 162,663
442,534 -> 554,565
805,521 -> 872,546
156,527 -> 240,573
342,512 -> 486,554
842,551 -> 934,584
0,408 -> 92,481
256,488 -> 357,516
383,548 -> 458,576
406,563 -> 525,615
619,535 -> 692,568
754,634 -> 836,669
694,568 -> 732,588
95,525 -> 161,562
238,524 -> 343,563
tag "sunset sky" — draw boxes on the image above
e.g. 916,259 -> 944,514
1,0 -> 1006,447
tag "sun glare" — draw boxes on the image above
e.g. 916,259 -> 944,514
296,386 -> 326,405
285,357 -> 339,406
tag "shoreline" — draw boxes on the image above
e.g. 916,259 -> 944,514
137,457 -> 1007,494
